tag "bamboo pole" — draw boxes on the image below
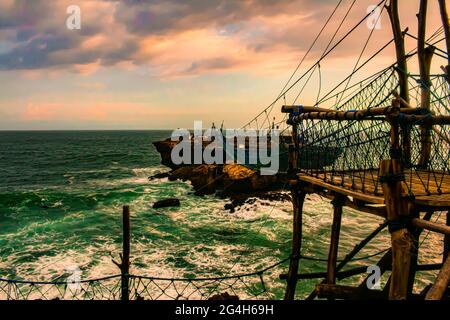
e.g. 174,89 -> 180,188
445,212 -> 450,263
411,217 -> 450,236
387,0 -> 409,103
425,253 -> 450,300
284,184 -> 306,300
326,195 -> 345,285
387,0 -> 411,165
307,222 -> 388,300
284,122 -> 305,300
408,211 -> 434,296
121,206 -> 130,301
438,0 -> 450,81
417,0 -> 435,168
379,159 -> 413,300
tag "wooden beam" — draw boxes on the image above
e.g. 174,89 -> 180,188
326,196 -> 345,285
298,174 -> 385,204
306,221 -> 388,300
408,211 -> 433,296
438,0 -> 450,80
397,114 -> 450,125
284,186 -> 306,300
280,263 -> 442,281
281,105 -> 328,113
121,205 -> 130,301
417,0 -> 436,168
445,211 -> 450,263
379,159 -> 414,300
388,0 -> 411,164
425,253 -> 450,300
387,0 -> 409,103
412,218 -> 450,236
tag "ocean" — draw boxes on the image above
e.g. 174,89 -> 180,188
0,131 -> 444,299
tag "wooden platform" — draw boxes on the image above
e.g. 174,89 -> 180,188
298,169 -> 450,207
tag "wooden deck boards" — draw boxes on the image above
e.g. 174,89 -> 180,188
298,169 -> 450,207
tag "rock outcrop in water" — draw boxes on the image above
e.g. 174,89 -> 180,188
152,139 -> 284,197
153,198 -> 181,209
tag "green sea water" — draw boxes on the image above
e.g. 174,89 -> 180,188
0,131 -> 444,299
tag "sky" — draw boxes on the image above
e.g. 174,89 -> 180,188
0,0 -> 448,130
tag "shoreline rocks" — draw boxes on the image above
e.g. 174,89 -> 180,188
152,138 -> 288,202
153,198 -> 181,209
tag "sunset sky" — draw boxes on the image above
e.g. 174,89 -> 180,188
0,0 -> 447,130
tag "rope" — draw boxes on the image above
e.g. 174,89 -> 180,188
241,0 -> 386,131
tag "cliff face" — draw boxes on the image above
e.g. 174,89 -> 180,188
152,139 -> 281,196
153,139 -> 180,169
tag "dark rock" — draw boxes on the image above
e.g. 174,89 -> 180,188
152,139 -> 180,169
149,172 -> 170,180
170,165 -> 217,195
153,198 -> 181,209
224,203 -> 235,213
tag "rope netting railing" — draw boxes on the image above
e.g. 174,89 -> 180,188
0,275 -> 122,300
0,258 -> 288,300
287,68 -> 450,199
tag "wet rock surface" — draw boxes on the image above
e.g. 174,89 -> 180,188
153,139 -> 288,204
153,198 -> 181,209
222,191 -> 291,213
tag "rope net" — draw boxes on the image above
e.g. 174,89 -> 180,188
290,68 -> 450,198
0,264 -> 280,300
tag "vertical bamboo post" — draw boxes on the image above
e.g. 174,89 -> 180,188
417,0 -> 435,168
326,195 -> 345,286
438,0 -> 450,81
387,0 -> 411,165
379,159 -> 413,300
289,123 -> 299,173
284,121 -> 305,300
444,211 -> 450,263
284,182 -> 306,300
425,252 -> 450,300
121,205 -> 130,301
387,0 -> 409,103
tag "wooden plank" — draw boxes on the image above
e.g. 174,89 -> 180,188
298,174 -> 385,204
298,167 -> 450,210
425,253 -> 450,300
412,218 -> 450,236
